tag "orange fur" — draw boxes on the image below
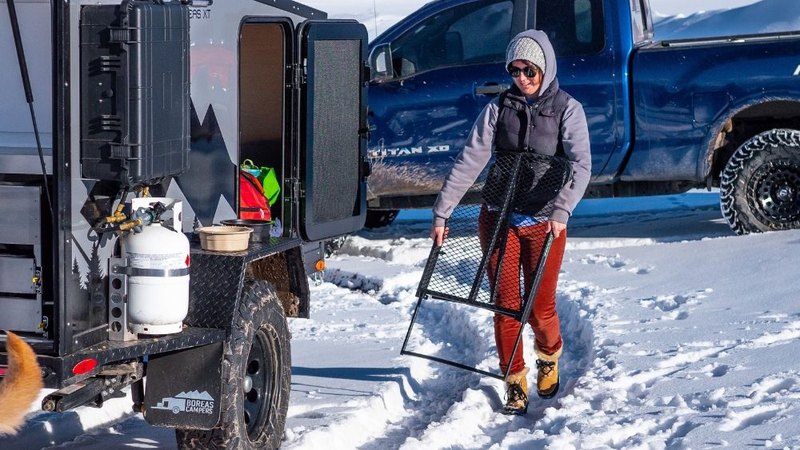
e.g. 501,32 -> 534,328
0,331 -> 43,435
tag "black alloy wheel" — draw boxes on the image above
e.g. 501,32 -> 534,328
720,128 -> 800,234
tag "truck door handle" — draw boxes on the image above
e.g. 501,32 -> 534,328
474,83 -> 509,96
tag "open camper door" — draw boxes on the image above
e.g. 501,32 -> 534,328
295,20 -> 369,242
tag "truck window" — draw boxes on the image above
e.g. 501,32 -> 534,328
536,0 -> 604,57
389,0 -> 513,77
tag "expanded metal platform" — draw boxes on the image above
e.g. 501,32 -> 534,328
401,152 -> 571,380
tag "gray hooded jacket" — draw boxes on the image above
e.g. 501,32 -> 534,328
432,30 -> 591,227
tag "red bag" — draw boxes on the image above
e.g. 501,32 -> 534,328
239,170 -> 271,221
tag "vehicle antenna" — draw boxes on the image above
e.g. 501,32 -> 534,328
372,0 -> 379,37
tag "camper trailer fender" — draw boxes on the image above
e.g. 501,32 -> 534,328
185,239 -> 309,330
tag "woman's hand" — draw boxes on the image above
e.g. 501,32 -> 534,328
430,225 -> 449,247
545,220 -> 566,239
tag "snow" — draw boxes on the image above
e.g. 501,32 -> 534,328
652,0 -> 800,40
651,0 -> 758,16
3,190 -> 800,449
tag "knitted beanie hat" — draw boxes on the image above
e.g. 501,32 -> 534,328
505,35 -> 546,75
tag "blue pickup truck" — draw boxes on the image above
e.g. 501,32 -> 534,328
364,0 -> 800,234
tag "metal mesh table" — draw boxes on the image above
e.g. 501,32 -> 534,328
402,152 -> 571,380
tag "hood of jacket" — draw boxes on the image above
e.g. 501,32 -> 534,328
507,29 -> 558,97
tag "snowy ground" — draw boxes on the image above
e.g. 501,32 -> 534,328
3,190 -> 800,449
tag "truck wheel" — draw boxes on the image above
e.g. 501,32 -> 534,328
365,209 -> 399,228
176,281 -> 291,450
720,128 -> 800,235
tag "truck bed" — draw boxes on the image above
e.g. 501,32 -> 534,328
623,31 -> 800,181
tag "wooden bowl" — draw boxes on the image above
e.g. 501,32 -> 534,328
197,226 -> 252,252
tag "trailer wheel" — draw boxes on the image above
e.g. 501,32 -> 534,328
365,209 -> 399,229
176,281 -> 291,450
720,128 -> 800,235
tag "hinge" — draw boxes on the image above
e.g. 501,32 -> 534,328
32,266 -> 42,294
362,63 -> 371,84
286,177 -> 303,199
361,159 -> 372,180
294,59 -> 307,86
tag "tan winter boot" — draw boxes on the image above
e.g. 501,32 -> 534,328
535,346 -> 562,399
501,367 -> 530,415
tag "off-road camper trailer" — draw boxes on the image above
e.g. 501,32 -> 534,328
0,0 -> 368,447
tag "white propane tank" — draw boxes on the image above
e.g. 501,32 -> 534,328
122,221 -> 190,335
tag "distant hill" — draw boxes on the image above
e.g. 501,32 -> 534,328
653,0 -> 800,40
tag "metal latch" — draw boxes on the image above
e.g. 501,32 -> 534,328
109,27 -> 140,44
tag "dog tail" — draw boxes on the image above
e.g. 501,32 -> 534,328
0,331 -> 43,435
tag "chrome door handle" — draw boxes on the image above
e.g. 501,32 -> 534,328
474,83 -> 509,96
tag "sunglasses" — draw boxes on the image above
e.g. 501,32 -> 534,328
508,66 -> 538,78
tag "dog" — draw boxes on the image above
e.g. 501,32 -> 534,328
0,331 -> 43,435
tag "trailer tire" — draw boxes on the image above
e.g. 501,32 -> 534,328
365,209 -> 399,229
176,280 -> 291,450
720,128 -> 800,235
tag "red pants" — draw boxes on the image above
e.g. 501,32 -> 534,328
478,208 -> 566,375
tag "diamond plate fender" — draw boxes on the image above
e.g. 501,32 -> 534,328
186,238 -> 304,328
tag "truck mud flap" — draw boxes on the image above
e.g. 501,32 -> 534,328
144,342 -> 223,429
401,153 -> 566,381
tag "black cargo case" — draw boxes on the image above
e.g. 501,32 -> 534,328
80,1 -> 190,185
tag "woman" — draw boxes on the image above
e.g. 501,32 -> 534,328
430,30 -> 591,415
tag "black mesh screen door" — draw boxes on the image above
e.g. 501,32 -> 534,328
296,20 -> 369,242
401,152 -> 573,381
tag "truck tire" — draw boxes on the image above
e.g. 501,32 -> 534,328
720,128 -> 800,235
365,209 -> 399,228
176,280 -> 291,450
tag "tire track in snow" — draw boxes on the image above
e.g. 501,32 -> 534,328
322,232 -> 596,449
355,270 -> 596,449
358,299 -> 493,449
428,287 -> 595,449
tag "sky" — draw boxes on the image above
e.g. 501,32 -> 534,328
4,190 -> 800,449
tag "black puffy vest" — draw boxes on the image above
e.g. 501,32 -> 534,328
483,80 -> 574,216
493,80 -> 571,156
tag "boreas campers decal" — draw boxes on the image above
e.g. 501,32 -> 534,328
153,390 -> 216,415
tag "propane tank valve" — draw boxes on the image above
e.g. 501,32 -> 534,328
119,202 -> 168,233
